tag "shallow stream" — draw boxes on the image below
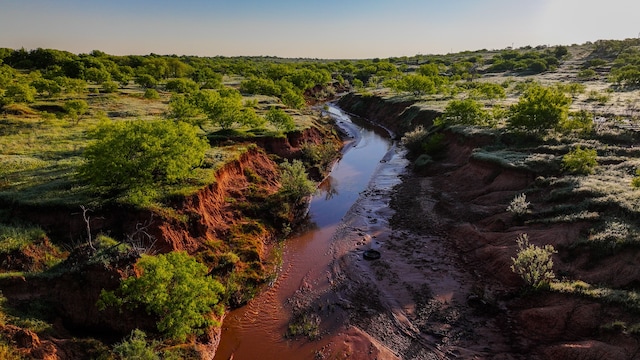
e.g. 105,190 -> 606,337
213,105 -> 396,359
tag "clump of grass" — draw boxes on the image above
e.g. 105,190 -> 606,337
471,149 -> 560,174
0,224 -> 47,255
550,281 -> 640,313
286,313 -> 320,340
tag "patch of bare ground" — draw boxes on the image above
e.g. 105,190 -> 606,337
297,130 -> 640,359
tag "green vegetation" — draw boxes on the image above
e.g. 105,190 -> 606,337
80,119 -> 209,204
562,146 -> 598,175
3,38 -> 640,355
98,251 -> 225,342
278,160 -> 316,203
510,233 -> 556,290
507,85 -> 571,132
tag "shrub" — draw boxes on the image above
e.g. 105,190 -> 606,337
562,146 -> 597,175
577,68 -> 597,80
112,329 -> 159,360
631,169 -> 640,188
435,98 -> 489,126
506,193 -> 530,217
99,252 -> 225,342
278,160 -> 315,203
143,88 -> 160,99
164,78 -> 199,94
560,110 -> 594,135
421,133 -> 447,157
101,80 -> 119,93
511,233 -> 557,289
401,126 -> 429,155
508,85 -> 571,132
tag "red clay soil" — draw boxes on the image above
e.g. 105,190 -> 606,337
307,130 -> 640,359
0,125 -> 338,359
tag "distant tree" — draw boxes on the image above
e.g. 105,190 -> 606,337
64,99 -> 89,124
398,74 -> 437,95
80,119 -> 209,191
0,64 -> 16,88
99,252 -> 225,342
135,74 -> 158,89
508,85 -> 571,132
84,67 -> 111,84
265,107 -> 295,131
31,78 -> 62,97
2,82 -> 36,104
471,82 -> 506,101
164,78 -> 199,93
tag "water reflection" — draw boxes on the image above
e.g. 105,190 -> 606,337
214,104 -> 393,360
317,175 -> 339,200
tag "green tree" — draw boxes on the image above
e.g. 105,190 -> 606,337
31,78 -> 62,97
63,99 -> 89,124
84,67 -> 111,84
99,252 -> 225,342
2,82 -> 36,104
167,93 -> 202,125
507,85 -> 571,132
164,78 -> 199,93
101,80 -> 119,93
511,233 -> 556,290
80,119 -> 209,192
135,74 -> 158,89
265,107 -> 295,131
436,98 -> 490,126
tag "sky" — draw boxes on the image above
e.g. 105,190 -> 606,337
1,0 -> 639,59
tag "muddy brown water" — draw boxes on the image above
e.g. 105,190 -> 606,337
214,105 -> 396,360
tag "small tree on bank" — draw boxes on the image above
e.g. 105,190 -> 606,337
508,85 -> 571,132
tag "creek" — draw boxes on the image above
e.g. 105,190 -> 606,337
214,104 -> 396,360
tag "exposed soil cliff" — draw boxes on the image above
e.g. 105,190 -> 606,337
0,124 -> 340,359
337,93 -> 441,138
329,94 -> 640,359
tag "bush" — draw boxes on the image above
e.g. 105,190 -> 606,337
560,110 -> 594,135
562,146 -> 597,175
278,160 -> 315,203
401,126 -> 429,155
435,99 -> 489,126
143,88 -> 160,99
80,119 -> 209,194
101,80 -> 119,93
99,252 -> 225,342
511,233 -> 556,289
506,193 -> 530,217
112,329 -> 159,360
508,85 -> 571,132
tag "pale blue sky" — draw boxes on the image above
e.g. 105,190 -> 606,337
1,0 -> 639,58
